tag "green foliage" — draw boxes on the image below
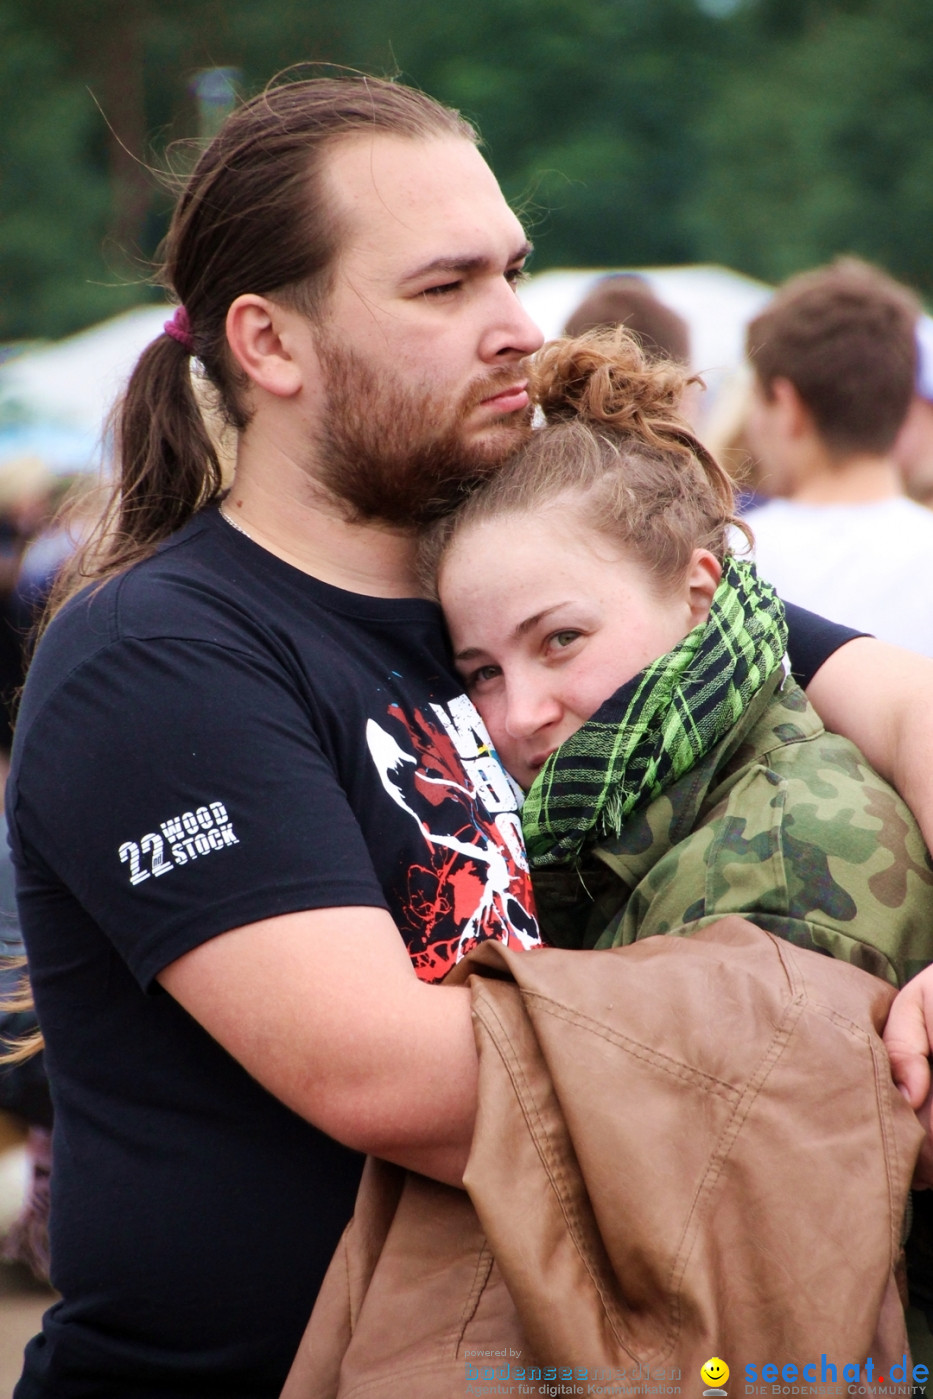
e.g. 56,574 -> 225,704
687,0 -> 933,298
0,4 -> 143,341
2,0 -> 933,340
361,0 -> 717,267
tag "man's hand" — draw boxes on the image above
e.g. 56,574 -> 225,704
885,970 -> 933,1108
884,967 -> 933,1189
910,1085 -> 933,1191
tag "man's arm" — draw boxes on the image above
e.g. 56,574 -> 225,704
805,636 -> 933,851
158,904 -> 478,1187
805,636 -> 933,1171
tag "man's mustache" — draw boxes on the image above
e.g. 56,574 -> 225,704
460,366 -> 532,415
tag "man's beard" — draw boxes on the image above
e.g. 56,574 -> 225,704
314,340 -> 534,527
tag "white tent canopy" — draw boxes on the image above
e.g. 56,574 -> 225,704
0,305 -> 170,473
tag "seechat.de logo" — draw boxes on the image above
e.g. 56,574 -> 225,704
702,1357 -> 729,1396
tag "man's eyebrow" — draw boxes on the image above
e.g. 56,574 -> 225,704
403,241 -> 533,284
453,602 -> 569,662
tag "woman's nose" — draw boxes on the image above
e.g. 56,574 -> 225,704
503,682 -> 561,739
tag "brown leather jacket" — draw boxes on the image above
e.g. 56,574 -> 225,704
283,920 -> 922,1398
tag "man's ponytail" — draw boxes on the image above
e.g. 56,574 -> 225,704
112,332 -> 224,559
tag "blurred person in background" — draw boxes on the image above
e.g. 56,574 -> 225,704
742,258 -> 933,655
698,360 -> 768,512
0,466 -> 91,1287
892,314 -> 933,509
0,458 -> 59,767
564,272 -> 702,424
0,824 -> 51,1285
563,273 -> 691,361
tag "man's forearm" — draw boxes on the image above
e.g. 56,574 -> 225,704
310,975 -> 478,1187
809,635 -> 933,1183
158,907 -> 479,1187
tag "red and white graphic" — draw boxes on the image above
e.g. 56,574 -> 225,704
366,693 -> 540,982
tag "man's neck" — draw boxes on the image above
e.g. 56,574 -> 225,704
222,450 -> 423,600
788,448 -> 905,505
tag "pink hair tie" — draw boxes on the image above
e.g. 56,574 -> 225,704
164,305 -> 195,353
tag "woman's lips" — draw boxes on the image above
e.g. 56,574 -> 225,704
528,746 -> 557,773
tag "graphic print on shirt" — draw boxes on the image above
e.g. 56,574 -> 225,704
118,801 -> 239,885
366,693 -> 540,982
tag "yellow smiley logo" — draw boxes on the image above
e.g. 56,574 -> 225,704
701,1358 -> 730,1388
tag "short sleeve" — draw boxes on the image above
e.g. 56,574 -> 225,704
10,635 -> 389,990
783,602 -> 868,690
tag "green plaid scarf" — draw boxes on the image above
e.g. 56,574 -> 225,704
521,556 -> 787,868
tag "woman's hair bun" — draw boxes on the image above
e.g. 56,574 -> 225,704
530,326 -> 694,442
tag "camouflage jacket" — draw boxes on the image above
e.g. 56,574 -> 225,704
531,671 -> 933,988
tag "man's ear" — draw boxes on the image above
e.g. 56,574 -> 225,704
225,294 -> 305,399
685,549 -> 721,628
769,375 -> 812,439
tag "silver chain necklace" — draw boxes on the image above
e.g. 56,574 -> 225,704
219,505 -> 255,543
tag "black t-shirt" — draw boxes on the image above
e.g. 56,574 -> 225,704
7,510 -> 861,1397
783,600 -> 863,689
8,509 -> 538,1398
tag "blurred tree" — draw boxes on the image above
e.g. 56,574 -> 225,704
0,3 -> 143,341
353,0 -> 720,269
0,0 -> 372,341
686,0 -> 933,297
2,0 -> 725,341
3,0 -> 933,342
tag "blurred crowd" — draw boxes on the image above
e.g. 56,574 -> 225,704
565,259 -> 933,655
0,465 -> 96,1282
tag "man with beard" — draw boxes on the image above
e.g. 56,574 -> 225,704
7,76 -> 544,1399
7,75 -> 933,1399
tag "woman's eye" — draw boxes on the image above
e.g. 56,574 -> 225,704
550,630 -> 582,650
467,664 -> 501,688
422,281 -> 461,298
